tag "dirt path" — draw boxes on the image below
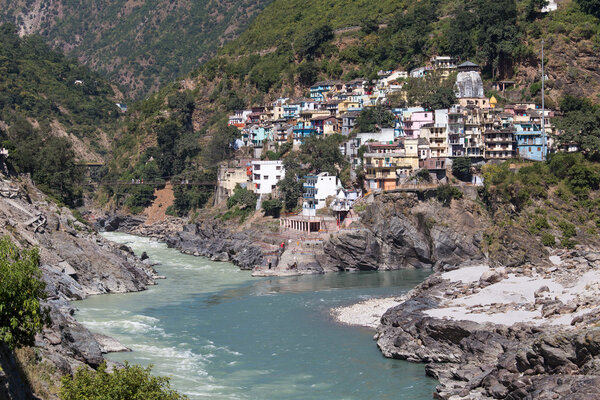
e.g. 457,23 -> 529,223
144,182 -> 175,225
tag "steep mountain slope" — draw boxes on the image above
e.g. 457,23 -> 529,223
0,24 -> 121,204
106,0 -> 600,215
0,0 -> 272,97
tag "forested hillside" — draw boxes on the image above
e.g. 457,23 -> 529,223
0,24 -> 120,205
105,0 -> 600,215
0,0 -> 272,97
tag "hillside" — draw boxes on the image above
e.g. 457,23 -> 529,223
0,24 -> 121,205
104,0 -> 600,215
0,0 -> 272,98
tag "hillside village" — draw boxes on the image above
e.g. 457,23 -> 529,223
220,57 -> 558,227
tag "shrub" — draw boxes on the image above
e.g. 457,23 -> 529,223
227,185 -> 257,210
60,362 -> 187,400
0,237 -> 49,348
415,168 -> 431,183
529,215 -> 550,234
558,220 -> 577,238
436,184 -> 463,207
561,238 -> 577,249
452,157 -> 472,182
541,233 -> 556,247
262,197 -> 283,218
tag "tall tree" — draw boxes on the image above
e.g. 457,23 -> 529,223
0,237 -> 49,348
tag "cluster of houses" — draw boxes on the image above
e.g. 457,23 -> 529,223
221,57 -> 557,220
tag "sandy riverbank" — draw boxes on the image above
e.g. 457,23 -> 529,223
332,254 -> 600,331
331,296 -> 406,328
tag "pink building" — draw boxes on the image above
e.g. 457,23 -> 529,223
403,111 -> 435,138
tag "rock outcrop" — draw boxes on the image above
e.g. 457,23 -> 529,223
322,193 -> 486,271
0,177 -> 158,399
375,248 -> 600,399
165,221 -> 265,269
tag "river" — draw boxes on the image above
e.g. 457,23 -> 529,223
75,232 -> 437,399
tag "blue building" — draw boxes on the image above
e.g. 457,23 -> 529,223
293,122 -> 320,145
310,81 -> 338,101
283,104 -> 300,120
514,122 -> 547,161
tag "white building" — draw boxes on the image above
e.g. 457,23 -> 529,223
251,160 -> 285,199
302,172 -> 342,216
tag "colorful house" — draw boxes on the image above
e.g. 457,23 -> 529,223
302,172 -> 342,216
514,121 -> 547,161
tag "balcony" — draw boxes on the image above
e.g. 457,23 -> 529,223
365,172 -> 396,180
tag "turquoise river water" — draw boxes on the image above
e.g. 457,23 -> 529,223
75,232 -> 437,399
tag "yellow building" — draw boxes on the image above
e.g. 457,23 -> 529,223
420,124 -> 448,158
362,143 -> 412,191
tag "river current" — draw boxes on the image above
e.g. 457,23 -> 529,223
75,232 -> 436,399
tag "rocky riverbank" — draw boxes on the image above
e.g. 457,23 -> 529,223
332,246 -> 600,399
0,177 -> 159,399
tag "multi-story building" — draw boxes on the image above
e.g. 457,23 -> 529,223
448,107 -> 465,157
363,142 -> 411,190
514,113 -> 547,161
341,111 -> 360,135
483,128 -> 516,160
302,172 -> 342,216
420,124 -> 448,158
310,81 -> 340,102
403,110 -> 434,138
251,160 -> 285,198
215,164 -> 252,204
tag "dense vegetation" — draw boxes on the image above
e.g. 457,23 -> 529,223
481,153 -> 600,249
60,362 -> 187,400
0,0 -> 272,97
108,0 -> 600,216
0,237 -> 48,349
0,24 -> 120,205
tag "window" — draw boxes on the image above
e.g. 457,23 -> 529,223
254,174 -> 260,180
272,185 -> 276,190
276,176 -> 281,180
254,164 -> 260,170
263,175 -> 269,180
256,184 -> 261,190
276,166 -> 281,170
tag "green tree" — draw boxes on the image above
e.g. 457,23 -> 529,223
353,106 -> 396,133
576,0 -> 600,18
60,362 -> 187,400
204,123 -> 241,166
277,174 -> 302,211
262,197 -> 283,217
227,185 -> 257,210
554,96 -> 600,159
424,87 -> 457,110
475,0 -> 520,78
360,18 -> 379,35
525,0 -> 549,21
445,6 -> 474,60
436,184 -> 463,206
297,25 -> 334,59
155,119 -> 182,177
0,237 -> 49,348
452,157 -> 472,182
300,135 -> 347,174
297,61 -> 319,86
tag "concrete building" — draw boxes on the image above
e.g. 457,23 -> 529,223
214,162 -> 252,204
403,110 -> 435,138
420,124 -> 448,158
363,142 -> 411,191
302,172 -> 342,216
251,160 -> 285,198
